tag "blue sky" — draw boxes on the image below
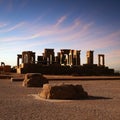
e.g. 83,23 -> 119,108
0,0 -> 120,71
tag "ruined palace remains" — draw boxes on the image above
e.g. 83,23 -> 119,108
16,48 -> 114,75
0,62 -> 11,73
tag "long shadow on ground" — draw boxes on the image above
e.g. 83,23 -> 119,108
85,95 -> 112,100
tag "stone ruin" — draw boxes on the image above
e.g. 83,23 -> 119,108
22,73 -> 48,87
16,49 -> 114,75
0,62 -> 11,73
39,84 -> 88,100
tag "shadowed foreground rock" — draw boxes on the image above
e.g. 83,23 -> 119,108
23,73 -> 48,87
39,84 -> 88,100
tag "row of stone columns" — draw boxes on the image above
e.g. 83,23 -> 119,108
59,49 -> 80,66
17,51 -> 35,67
86,51 -> 105,66
43,49 -> 55,65
17,50 -> 105,67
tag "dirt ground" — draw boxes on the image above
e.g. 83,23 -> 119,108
0,75 -> 120,120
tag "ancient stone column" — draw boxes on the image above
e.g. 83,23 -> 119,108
17,54 -> 22,67
103,55 -> 105,66
98,54 -> 105,66
60,53 -> 63,64
50,54 -> 52,64
66,54 -> 69,65
69,50 -> 73,66
86,50 -> 94,65
22,51 -> 35,64
77,50 -> 81,65
47,57 -> 49,65
17,55 -> 19,67
57,52 -> 60,64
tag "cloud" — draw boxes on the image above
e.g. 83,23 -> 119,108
77,30 -> 120,51
55,15 -> 67,27
0,15 -> 120,70
0,17 -> 95,48
0,15 -> 120,56
0,22 -> 8,28
0,22 -> 25,33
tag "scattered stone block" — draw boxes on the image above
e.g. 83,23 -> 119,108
23,73 -> 48,87
39,84 -> 88,100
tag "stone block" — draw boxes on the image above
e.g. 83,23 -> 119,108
23,73 -> 48,87
39,84 -> 88,100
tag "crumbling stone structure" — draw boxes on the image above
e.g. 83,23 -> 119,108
86,50 -> 94,65
43,49 -> 55,65
17,51 -> 35,67
0,62 -> 11,72
37,48 -> 80,66
17,54 -> 22,67
22,51 -> 35,64
1,62 -> 5,67
98,54 -> 105,66
58,49 -> 80,66
16,48 -> 114,75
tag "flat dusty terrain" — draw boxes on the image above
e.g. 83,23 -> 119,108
0,75 -> 120,120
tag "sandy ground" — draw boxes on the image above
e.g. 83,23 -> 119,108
0,75 -> 120,120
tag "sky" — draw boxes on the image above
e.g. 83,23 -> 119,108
0,0 -> 120,71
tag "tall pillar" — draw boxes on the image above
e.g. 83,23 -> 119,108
86,50 -> 94,65
17,56 -> 19,67
50,54 -> 52,64
76,50 -> 80,65
98,55 -> 100,66
32,52 -> 35,64
17,54 -> 22,67
103,55 -> 105,66
57,52 -> 60,64
69,50 -> 73,66
60,53 -> 63,64
98,54 -> 105,66
47,57 -> 49,65
66,54 -> 69,65
72,50 -> 80,66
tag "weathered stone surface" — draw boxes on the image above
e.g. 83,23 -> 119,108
39,84 -> 88,100
23,73 -> 48,87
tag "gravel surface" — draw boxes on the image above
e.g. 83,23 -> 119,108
0,77 -> 120,120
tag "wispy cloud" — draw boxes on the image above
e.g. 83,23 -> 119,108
77,30 -> 120,51
55,15 -> 67,27
0,22 -> 8,28
0,22 -> 25,33
0,18 -> 88,43
0,15 -> 120,55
